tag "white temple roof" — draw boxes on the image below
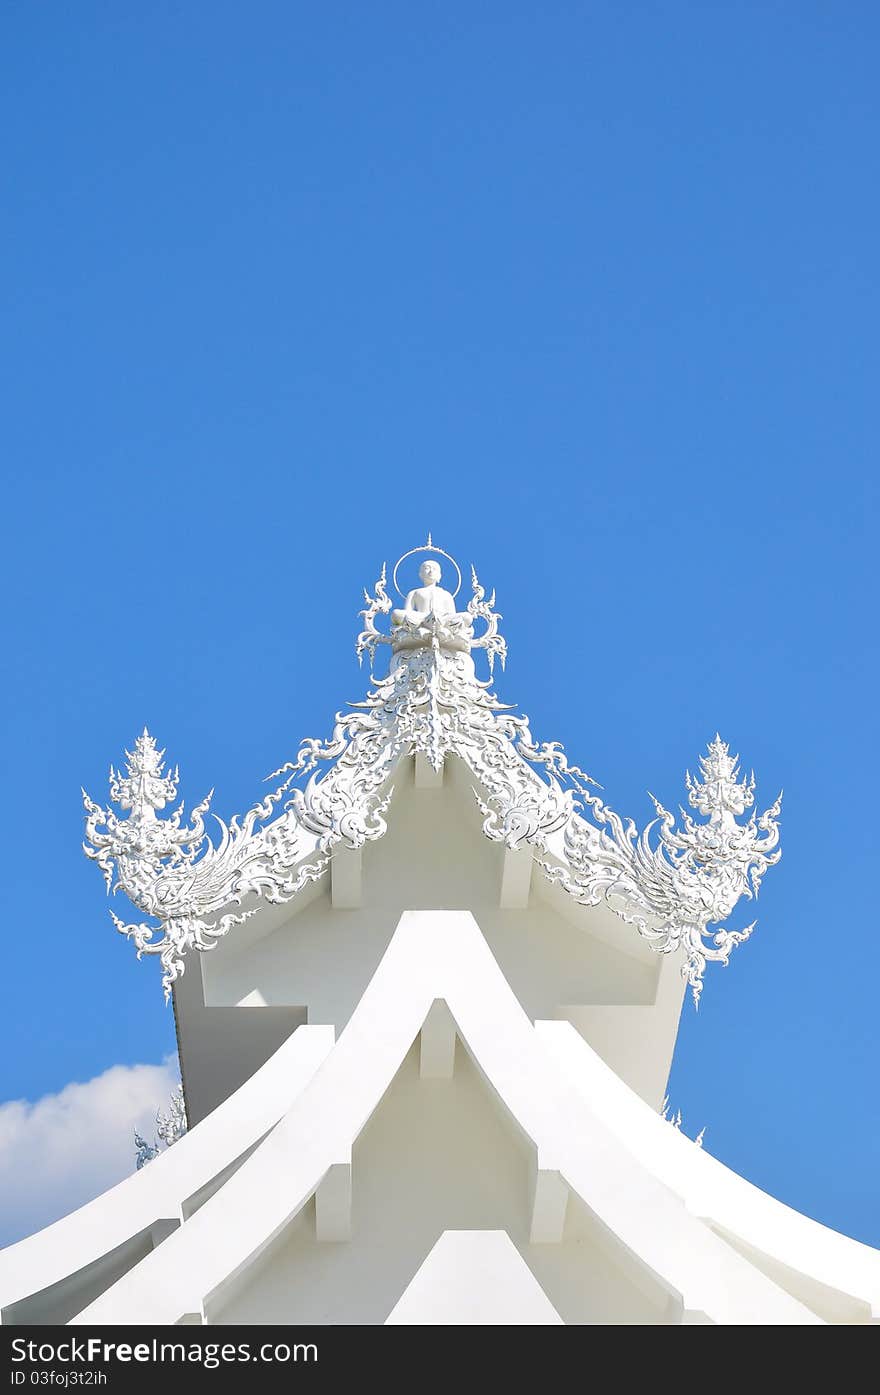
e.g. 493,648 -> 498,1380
1,551 -> 875,1328
83,540 -> 781,1006
6,910 -> 876,1326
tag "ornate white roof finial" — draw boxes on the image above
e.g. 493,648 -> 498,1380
685,735 -> 755,827
109,728 -> 178,819
357,541 -> 506,673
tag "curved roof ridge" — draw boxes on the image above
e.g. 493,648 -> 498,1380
71,910 -> 819,1326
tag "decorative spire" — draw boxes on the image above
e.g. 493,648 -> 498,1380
156,1084 -> 188,1148
549,732 -> 782,1005
133,1084 -> 188,1170
109,729 -> 178,818
685,735 -> 755,826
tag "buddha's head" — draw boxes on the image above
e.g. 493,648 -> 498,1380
419,560 -> 442,586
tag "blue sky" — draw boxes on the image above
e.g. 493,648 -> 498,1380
1,3 -> 878,1248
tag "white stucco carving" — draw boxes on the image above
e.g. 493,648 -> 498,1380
357,537 -> 506,671
133,1084 -> 188,1169
133,1132 -> 158,1171
540,734 -> 782,1004
156,1085 -> 188,1149
661,1097 -> 705,1148
82,546 -> 780,1004
83,730 -> 331,999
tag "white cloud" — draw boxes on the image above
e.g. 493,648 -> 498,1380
0,1057 -> 180,1249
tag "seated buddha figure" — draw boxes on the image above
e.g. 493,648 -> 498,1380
391,560 -> 471,646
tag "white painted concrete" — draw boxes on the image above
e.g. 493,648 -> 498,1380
207,1044 -> 673,1326
331,847 -> 362,909
6,907 -> 877,1323
499,846 -> 533,909
69,912 -> 827,1325
386,1232 -> 564,1325
0,1026 -> 333,1324
419,1000 -> 457,1079
538,1019 -> 880,1322
200,763 -> 673,1105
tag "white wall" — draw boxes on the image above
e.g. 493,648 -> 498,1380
196,757 -> 675,1105
212,1042 -> 671,1325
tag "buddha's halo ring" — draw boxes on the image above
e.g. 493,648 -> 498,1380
392,539 -> 462,601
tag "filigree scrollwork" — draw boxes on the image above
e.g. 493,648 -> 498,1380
464,566 -> 506,673
537,735 -> 782,1006
134,1083 -> 187,1170
356,563 -> 393,667
83,730 -> 329,1000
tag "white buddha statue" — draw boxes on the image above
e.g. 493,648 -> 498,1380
391,560 -> 458,630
